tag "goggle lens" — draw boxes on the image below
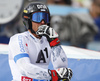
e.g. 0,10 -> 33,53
32,12 -> 49,23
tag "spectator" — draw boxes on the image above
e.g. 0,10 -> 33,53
0,25 -> 10,44
89,0 -> 100,41
65,12 -> 98,48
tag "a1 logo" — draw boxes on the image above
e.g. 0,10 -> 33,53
36,48 -> 48,63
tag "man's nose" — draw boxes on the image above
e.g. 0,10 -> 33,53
41,20 -> 45,24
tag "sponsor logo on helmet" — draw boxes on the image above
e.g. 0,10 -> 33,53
37,5 -> 47,9
24,10 -> 28,13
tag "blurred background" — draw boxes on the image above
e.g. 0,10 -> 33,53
0,0 -> 100,81
0,0 -> 100,51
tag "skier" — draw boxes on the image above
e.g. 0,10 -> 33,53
8,2 -> 72,81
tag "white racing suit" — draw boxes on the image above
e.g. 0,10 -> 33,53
9,31 -> 68,81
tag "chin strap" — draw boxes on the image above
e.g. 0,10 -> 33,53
28,20 -> 36,34
30,29 -> 36,34
30,29 -> 42,38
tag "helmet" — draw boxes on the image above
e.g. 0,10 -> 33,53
22,2 -> 50,33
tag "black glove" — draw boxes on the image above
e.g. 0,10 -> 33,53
48,68 -> 73,81
36,25 -> 60,47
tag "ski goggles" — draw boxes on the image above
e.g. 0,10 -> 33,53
32,12 -> 49,23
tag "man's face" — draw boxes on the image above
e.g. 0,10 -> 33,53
31,12 -> 49,32
94,0 -> 100,16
